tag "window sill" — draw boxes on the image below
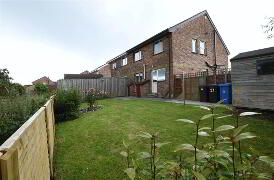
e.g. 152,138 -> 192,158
153,51 -> 164,56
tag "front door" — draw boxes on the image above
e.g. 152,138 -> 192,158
152,70 -> 157,93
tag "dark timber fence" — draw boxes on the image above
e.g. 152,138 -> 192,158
174,69 -> 231,101
57,78 -> 129,97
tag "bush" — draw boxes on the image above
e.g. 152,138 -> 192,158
35,83 -> 49,95
54,89 -> 81,122
0,95 -> 47,144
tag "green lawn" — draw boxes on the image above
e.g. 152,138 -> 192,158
54,99 -> 274,180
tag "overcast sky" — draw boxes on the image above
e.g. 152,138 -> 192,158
0,0 -> 273,85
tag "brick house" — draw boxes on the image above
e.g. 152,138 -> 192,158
94,10 -> 229,97
32,76 -> 56,86
91,64 -> 111,77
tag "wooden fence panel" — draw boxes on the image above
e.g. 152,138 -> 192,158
57,78 -> 129,97
0,97 -> 55,180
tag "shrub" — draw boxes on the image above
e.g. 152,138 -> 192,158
35,83 -> 49,95
0,95 -> 47,144
85,89 -> 97,108
54,89 -> 81,122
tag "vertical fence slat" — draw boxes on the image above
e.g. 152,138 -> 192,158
0,149 -> 19,180
57,78 -> 129,97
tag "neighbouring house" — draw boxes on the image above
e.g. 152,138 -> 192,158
80,70 -> 90,74
32,76 -> 56,86
93,10 -> 229,98
91,64 -> 111,77
32,76 -> 57,89
230,46 -> 274,110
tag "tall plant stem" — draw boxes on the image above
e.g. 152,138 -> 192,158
194,121 -> 200,172
232,142 -> 236,180
127,149 -> 130,168
211,109 -> 216,146
153,137 -> 156,180
236,115 -> 243,164
150,139 -> 153,173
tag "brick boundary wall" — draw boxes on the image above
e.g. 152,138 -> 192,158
0,96 -> 55,180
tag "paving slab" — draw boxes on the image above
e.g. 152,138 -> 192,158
114,97 -> 214,106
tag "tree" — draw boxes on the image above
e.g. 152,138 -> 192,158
0,68 -> 13,94
263,17 -> 274,39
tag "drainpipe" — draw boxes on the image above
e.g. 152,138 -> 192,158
168,33 -> 172,98
213,30 -> 217,84
143,64 -> 146,80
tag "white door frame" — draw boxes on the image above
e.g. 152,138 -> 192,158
151,70 -> 157,93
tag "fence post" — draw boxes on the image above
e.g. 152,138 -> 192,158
0,149 -> 19,180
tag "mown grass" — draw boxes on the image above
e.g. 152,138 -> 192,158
54,99 -> 274,180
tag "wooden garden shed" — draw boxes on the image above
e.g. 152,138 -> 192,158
230,46 -> 274,110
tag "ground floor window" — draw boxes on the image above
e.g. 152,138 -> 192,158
152,68 -> 166,81
135,72 -> 143,82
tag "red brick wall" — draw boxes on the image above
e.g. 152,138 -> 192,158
110,35 -> 172,97
171,15 -> 228,75
97,64 -> 111,77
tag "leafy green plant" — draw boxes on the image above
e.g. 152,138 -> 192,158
0,95 -> 47,144
34,83 -> 49,95
119,101 -> 274,180
54,89 -> 81,122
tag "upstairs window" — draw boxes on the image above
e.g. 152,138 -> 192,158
257,58 -> 274,75
122,57 -> 127,66
154,40 -> 163,55
192,39 -> 197,53
112,63 -> 116,69
135,72 -> 143,82
135,51 -> 142,61
200,40 -> 205,55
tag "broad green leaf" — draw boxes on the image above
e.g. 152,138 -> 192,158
198,131 -> 210,136
233,124 -> 248,137
234,132 -> 256,142
137,131 -> 152,139
123,140 -> 129,149
259,156 -> 274,169
211,150 -> 230,159
239,112 -> 261,116
198,106 -> 211,111
120,151 -> 128,157
138,152 -> 151,159
124,168 -> 135,180
174,143 -> 195,152
176,119 -> 195,124
192,171 -> 206,180
155,142 -> 170,148
257,173 -> 272,179
216,114 -> 233,119
219,176 -> 231,180
200,114 -> 218,120
215,125 -> 235,132
198,127 -> 211,131
197,151 -> 210,160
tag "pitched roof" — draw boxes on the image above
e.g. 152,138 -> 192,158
94,10 -> 229,69
231,46 -> 274,61
169,10 -> 230,55
32,76 -> 54,84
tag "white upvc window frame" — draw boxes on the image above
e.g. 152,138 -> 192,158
192,39 -> 197,53
200,40 -> 205,55
152,68 -> 166,82
134,51 -> 142,61
122,57 -> 127,66
154,40 -> 163,55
